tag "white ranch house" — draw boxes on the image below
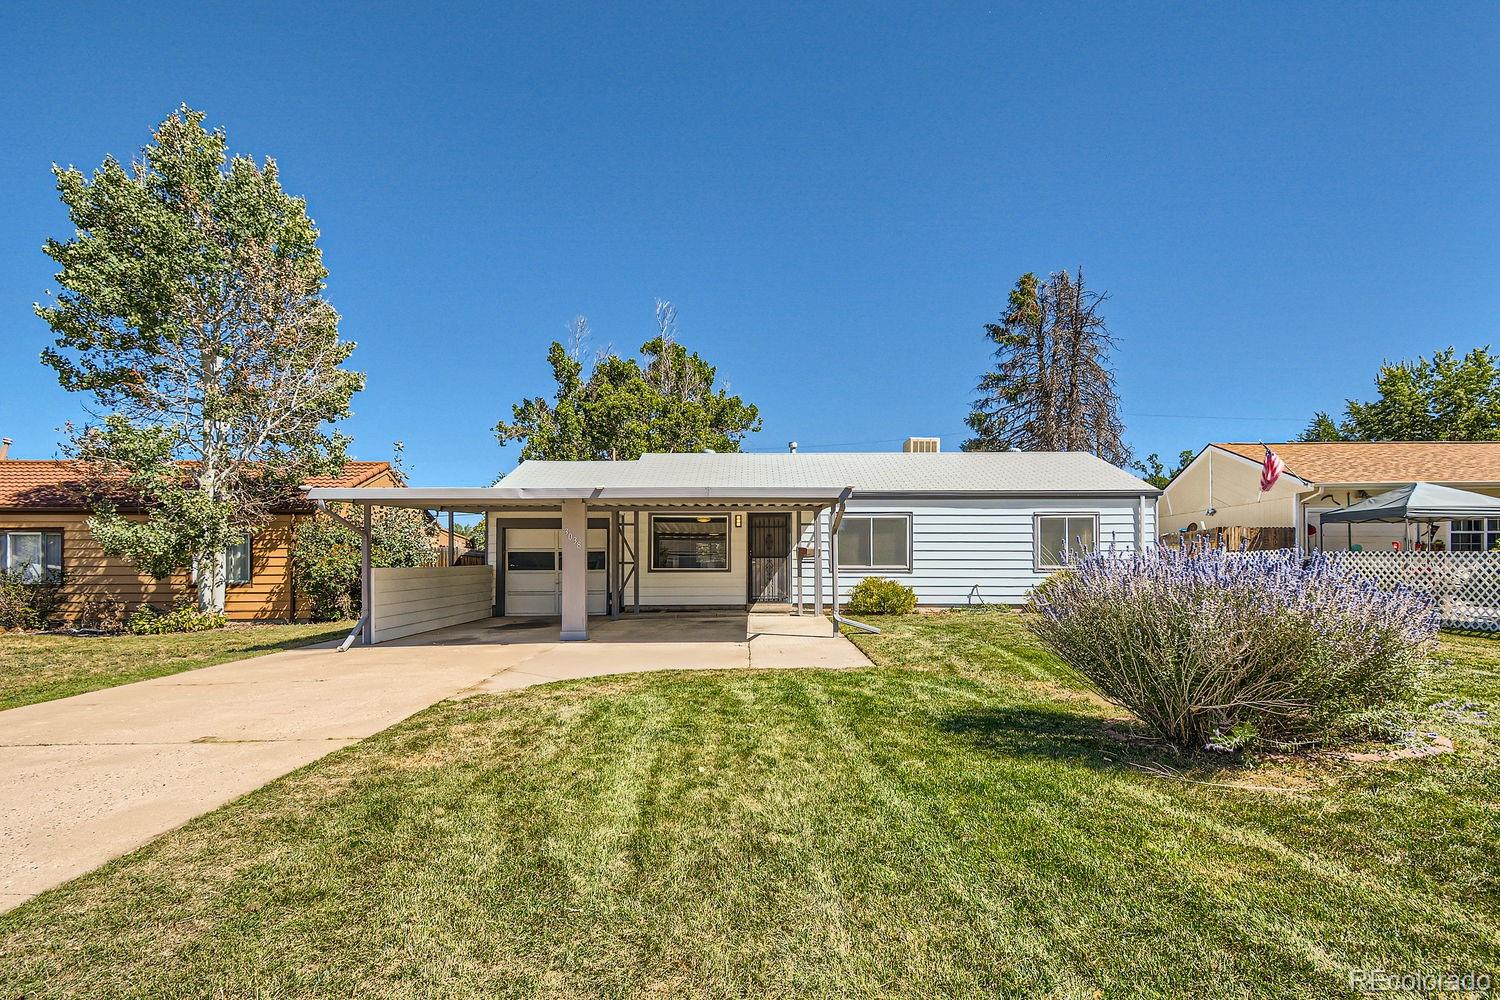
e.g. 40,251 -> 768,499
308,440 -> 1159,644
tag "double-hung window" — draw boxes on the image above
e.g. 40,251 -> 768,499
1034,514 -> 1098,571
651,515 -> 730,571
1449,518 -> 1500,552
836,514 -> 912,572
1,530 -> 63,584
225,534 -> 252,585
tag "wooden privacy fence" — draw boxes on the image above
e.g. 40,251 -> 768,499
1159,526 -> 1295,551
1334,550 -> 1500,632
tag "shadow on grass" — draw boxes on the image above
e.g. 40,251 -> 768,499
936,705 -> 1238,776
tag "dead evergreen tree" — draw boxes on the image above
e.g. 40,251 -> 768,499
963,268 -> 1129,466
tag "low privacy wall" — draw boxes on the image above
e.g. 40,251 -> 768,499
370,565 -> 494,643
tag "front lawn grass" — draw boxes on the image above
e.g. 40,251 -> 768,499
0,611 -> 1495,998
0,621 -> 351,710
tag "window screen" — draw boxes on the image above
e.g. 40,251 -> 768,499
1035,515 -> 1097,569
836,515 -> 910,570
225,535 -> 252,585
1,531 -> 63,583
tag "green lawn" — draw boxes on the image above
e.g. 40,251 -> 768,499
0,611 -> 1496,998
0,621 -> 352,710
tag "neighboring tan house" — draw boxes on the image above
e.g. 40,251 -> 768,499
1159,441 -> 1500,551
0,447 -> 397,622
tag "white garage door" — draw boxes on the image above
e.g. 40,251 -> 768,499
504,527 -> 608,616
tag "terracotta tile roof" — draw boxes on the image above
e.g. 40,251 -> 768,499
0,460 -> 394,511
1213,442 -> 1500,485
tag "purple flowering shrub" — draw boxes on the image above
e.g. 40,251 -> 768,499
1027,547 -> 1437,751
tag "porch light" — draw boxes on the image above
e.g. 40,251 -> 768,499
696,516 -> 712,523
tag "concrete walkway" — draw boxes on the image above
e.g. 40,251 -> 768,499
0,612 -> 868,910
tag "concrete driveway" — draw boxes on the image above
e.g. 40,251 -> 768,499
0,612 -> 868,910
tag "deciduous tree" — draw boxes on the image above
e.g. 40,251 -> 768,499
37,106 -> 363,611
496,301 -> 761,461
1299,347 -> 1500,442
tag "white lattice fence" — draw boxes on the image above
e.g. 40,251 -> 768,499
1334,550 -> 1500,631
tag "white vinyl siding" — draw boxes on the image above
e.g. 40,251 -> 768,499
799,497 -> 1154,606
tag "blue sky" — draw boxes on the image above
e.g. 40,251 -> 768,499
3,2 -> 1497,486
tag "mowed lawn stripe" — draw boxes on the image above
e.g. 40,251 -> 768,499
0,612 -> 1495,998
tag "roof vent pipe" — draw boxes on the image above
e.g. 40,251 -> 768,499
0,438 -> 10,461
788,441 -> 798,454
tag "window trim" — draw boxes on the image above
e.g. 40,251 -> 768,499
834,512 -> 913,574
649,513 -> 732,573
225,533 -> 253,586
1,528 -> 64,584
1033,512 -> 1101,572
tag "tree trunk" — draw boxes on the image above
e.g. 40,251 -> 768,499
194,547 -> 227,613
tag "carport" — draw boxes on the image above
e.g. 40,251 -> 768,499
303,484 -> 871,645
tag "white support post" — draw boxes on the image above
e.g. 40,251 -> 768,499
632,511 -> 641,614
560,499 -> 589,641
1293,492 -> 1306,555
1135,495 -> 1147,552
793,509 -> 803,614
830,510 -> 840,636
360,503 -> 373,646
813,511 -> 825,619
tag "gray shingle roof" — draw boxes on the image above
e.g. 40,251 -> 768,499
499,452 -> 1156,495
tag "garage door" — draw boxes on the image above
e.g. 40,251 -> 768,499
504,527 -> 608,616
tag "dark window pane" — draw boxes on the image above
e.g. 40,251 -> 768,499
871,517 -> 909,567
587,550 -> 606,571
836,517 -> 872,568
652,516 -> 728,570
1038,517 -> 1067,567
508,551 -> 556,571
224,535 -> 252,585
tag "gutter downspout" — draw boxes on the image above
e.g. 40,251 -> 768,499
827,488 -> 879,636
315,499 -> 375,651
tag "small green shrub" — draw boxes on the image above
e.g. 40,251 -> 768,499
126,603 -> 227,635
0,571 -> 65,631
1027,569 -> 1075,606
846,577 -> 918,615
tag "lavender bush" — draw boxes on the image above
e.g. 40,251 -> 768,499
1027,548 -> 1437,751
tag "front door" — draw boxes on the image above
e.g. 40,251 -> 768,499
748,514 -> 790,602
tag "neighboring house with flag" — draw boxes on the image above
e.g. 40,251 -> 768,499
1159,441 -> 1500,551
0,442 -> 400,623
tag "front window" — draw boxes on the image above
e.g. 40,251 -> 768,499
1449,518 -> 1500,552
836,515 -> 912,571
651,515 -> 729,571
1,530 -> 63,583
1035,514 -> 1098,570
225,534 -> 252,585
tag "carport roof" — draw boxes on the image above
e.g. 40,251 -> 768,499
302,484 -> 851,511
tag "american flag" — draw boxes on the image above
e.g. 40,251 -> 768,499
1260,446 -> 1285,492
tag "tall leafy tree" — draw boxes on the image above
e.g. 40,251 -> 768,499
1132,449 -> 1196,489
963,269 -> 1129,465
496,301 -> 762,460
1300,347 -> 1500,441
38,106 -> 364,611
